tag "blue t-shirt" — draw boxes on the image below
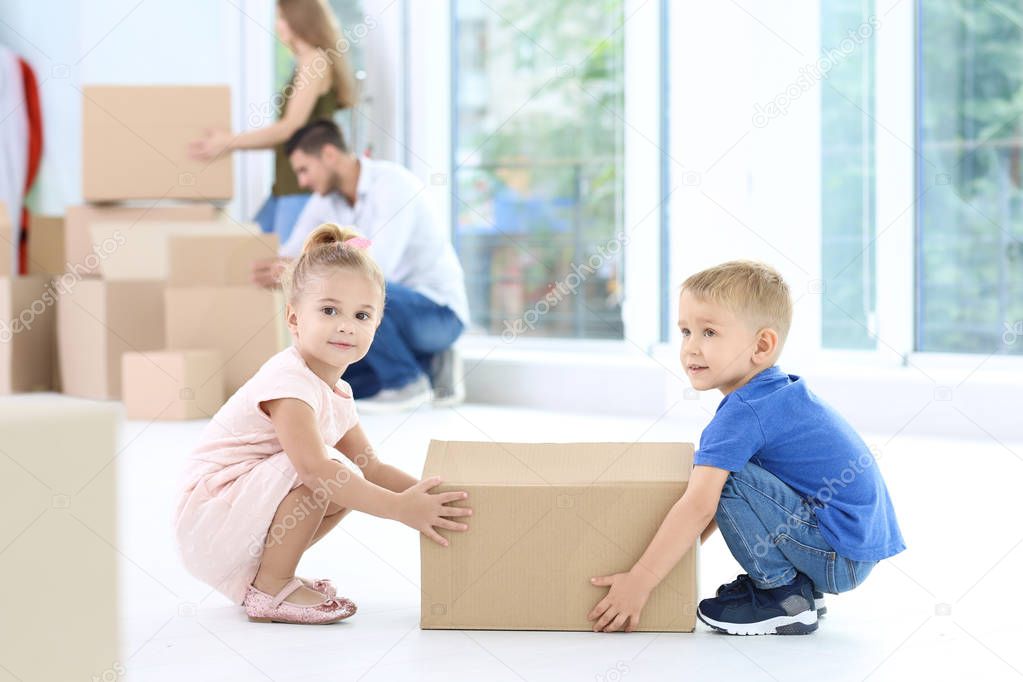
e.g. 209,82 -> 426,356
694,365 -> 905,562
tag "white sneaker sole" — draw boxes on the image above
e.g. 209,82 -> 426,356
697,608 -> 818,635
356,390 -> 433,415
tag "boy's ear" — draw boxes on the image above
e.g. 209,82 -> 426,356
752,327 -> 779,364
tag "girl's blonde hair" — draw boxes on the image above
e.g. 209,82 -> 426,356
278,0 -> 357,109
680,260 -> 792,345
282,223 -> 385,309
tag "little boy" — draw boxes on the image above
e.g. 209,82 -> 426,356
587,260 -> 904,635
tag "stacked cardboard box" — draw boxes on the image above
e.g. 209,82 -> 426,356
53,84 -> 259,409
161,233 -> 289,403
1,202 -> 60,394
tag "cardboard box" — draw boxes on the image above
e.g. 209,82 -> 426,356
1,276 -> 56,394
57,279 -> 166,399
89,220 -> 271,282
122,349 -> 224,420
0,201 -> 13,278
0,396 -> 119,681
65,203 -> 219,276
165,286 -> 288,395
82,85 -> 233,201
168,233 -> 279,286
420,441 -> 698,632
27,214 -> 65,276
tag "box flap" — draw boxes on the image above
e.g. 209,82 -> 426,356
423,440 -> 694,486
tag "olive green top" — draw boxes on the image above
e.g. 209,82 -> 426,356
272,76 -> 339,196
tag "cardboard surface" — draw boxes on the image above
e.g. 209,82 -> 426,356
0,276 -> 56,394
165,286 -> 288,395
89,220 -> 270,282
65,203 -> 219,276
122,349 -> 224,420
0,395 -> 119,681
420,441 -> 698,632
167,232 -> 279,286
82,85 -> 233,201
27,214 -> 65,276
57,280 -> 166,400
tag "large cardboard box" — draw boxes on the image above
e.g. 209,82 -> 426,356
90,220 -> 272,282
420,441 -> 698,632
168,233 -> 280,286
82,85 -> 233,201
165,286 -> 288,395
27,213 -> 65,275
1,276 -> 56,394
0,396 -> 118,681
57,280 -> 166,399
65,203 -> 219,276
122,349 -> 224,420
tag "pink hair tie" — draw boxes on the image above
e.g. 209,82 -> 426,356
346,237 -> 372,250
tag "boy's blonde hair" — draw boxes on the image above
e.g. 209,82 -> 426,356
680,260 -> 792,345
281,223 -> 386,309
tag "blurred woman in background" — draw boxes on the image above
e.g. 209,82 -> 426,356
190,0 -> 356,244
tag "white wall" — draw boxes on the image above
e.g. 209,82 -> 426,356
668,1 -> 822,365
1,0 -> 242,215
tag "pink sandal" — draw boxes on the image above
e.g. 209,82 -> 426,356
244,578 -> 357,624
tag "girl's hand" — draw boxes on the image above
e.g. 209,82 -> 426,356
188,128 -> 233,160
587,570 -> 654,632
396,476 -> 472,546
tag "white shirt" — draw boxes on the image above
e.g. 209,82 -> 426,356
282,156 -> 470,326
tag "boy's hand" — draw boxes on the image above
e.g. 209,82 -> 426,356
587,570 -> 655,632
396,476 -> 473,547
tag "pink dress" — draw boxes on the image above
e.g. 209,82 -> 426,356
174,345 -> 360,604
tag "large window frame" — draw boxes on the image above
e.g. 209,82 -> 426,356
237,0 -> 1023,377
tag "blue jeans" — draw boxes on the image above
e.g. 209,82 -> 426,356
342,281 -> 464,399
715,462 -> 877,594
254,193 -> 311,245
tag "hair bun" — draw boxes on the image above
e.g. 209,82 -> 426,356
301,223 -> 363,255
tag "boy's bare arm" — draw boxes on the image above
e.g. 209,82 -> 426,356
588,465 -> 731,631
631,465 -> 730,588
701,518 -> 718,544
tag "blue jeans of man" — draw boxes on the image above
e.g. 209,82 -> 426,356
715,461 -> 877,594
342,281 -> 464,399
254,193 -> 311,244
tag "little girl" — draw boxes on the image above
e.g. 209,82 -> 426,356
174,223 -> 473,624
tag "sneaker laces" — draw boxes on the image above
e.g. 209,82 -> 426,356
718,574 -> 766,609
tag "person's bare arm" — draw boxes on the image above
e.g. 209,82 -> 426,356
263,397 -> 471,545
701,518 -> 718,544
190,62 -> 331,158
588,465 -> 730,632
335,423 -> 418,493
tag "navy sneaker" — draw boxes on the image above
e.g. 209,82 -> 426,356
699,573 -> 817,635
716,574 -> 827,617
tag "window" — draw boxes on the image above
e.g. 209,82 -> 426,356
452,0 -> 626,339
917,1 -> 1023,354
821,0 -> 878,350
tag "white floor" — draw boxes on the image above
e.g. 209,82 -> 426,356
116,403 -> 1023,681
